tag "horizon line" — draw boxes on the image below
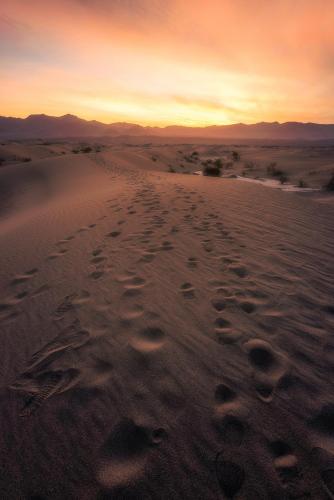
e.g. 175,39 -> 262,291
1,113 -> 334,128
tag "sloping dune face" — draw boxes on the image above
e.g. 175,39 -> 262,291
0,145 -> 334,499
0,154 -> 106,220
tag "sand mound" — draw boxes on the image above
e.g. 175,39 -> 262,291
0,143 -> 333,498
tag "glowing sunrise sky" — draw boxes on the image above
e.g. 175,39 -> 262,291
1,0 -> 334,126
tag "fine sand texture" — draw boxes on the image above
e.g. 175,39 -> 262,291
0,146 -> 334,499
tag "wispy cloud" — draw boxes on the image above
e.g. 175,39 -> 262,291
1,0 -> 334,124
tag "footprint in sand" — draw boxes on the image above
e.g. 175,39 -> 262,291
92,248 -> 103,257
120,275 -> 146,298
54,294 -> 76,318
47,248 -> 68,260
215,455 -> 245,499
160,240 -> 174,251
10,268 -> 38,286
71,290 -> 91,305
309,404 -> 334,436
106,230 -> 121,238
268,440 -> 301,490
139,251 -> 156,263
211,299 -> 226,312
229,265 -> 248,278
213,406 -> 247,498
0,291 -> 29,320
245,339 -> 279,373
130,326 -> 166,353
215,384 -> 237,405
244,339 -> 285,402
214,317 -> 231,330
312,447 -> 334,497
187,257 -> 198,269
180,282 -> 195,299
0,291 -> 28,311
214,318 -> 242,345
121,304 -> 145,321
90,270 -> 104,280
90,255 -> 106,265
18,368 -> 79,417
239,301 -> 257,314
56,235 -> 75,246
97,419 -> 166,490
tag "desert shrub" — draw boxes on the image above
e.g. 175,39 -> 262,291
267,163 -> 286,179
214,158 -> 223,169
279,174 -> 289,184
72,149 -> 79,154
191,151 -> 199,157
168,166 -> 176,173
202,159 -> 212,165
232,151 -> 240,161
23,157 -> 31,162
244,161 -> 255,169
151,156 -> 157,162
203,164 -> 222,176
82,146 -> 92,153
298,179 -> 308,188
179,164 -> 185,168
324,173 -> 334,191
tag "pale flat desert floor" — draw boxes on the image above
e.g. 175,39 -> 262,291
0,142 -> 334,499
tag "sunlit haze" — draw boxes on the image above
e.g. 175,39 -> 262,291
1,0 -> 334,125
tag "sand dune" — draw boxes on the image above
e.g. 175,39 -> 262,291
0,145 -> 334,499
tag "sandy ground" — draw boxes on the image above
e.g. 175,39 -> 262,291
0,145 -> 334,499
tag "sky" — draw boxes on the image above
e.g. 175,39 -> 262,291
1,0 -> 334,126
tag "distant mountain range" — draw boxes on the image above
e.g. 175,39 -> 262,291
1,114 -> 334,140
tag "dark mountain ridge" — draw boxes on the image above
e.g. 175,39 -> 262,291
1,114 -> 334,140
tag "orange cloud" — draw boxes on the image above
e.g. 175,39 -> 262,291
1,0 -> 334,125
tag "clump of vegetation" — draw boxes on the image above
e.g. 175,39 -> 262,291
22,157 -> 31,162
183,155 -> 195,163
72,149 -> 79,154
82,146 -> 92,153
279,174 -> 289,184
232,151 -> 240,161
202,159 -> 222,177
324,172 -> 334,191
244,161 -> 255,170
151,156 -> 157,162
267,162 -> 288,182
168,166 -> 176,173
298,179 -> 308,188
